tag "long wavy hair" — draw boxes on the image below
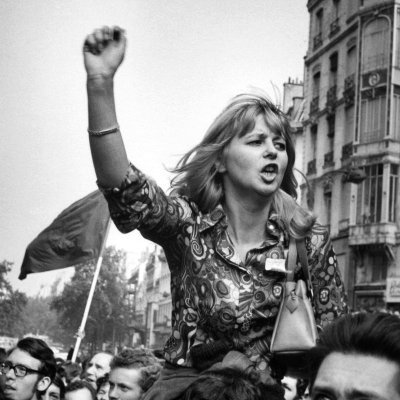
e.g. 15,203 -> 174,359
170,92 -> 315,238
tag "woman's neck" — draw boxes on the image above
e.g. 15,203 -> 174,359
223,195 -> 273,247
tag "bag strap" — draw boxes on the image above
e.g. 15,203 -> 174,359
287,237 -> 314,299
286,237 -> 297,281
296,239 -> 314,299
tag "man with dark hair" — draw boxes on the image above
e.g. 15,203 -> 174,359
309,312 -> 400,400
82,353 -> 112,390
64,380 -> 95,400
58,362 -> 81,387
0,337 -> 56,400
180,367 -> 284,400
40,374 -> 65,400
108,348 -> 162,400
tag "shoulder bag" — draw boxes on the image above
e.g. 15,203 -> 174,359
270,237 -> 318,378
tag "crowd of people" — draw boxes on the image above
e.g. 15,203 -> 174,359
1,311 -> 400,400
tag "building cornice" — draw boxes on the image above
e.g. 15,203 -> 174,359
307,0 -> 323,12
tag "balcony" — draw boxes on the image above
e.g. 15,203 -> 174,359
341,142 -> 353,161
338,218 -> 349,235
310,96 -> 320,114
329,18 -> 340,37
326,85 -> 337,114
313,32 -> 323,50
344,74 -> 355,107
323,151 -> 334,168
307,159 -> 317,175
349,222 -> 397,246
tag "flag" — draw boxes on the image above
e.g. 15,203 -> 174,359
19,190 -> 110,280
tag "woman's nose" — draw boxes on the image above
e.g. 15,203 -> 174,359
263,141 -> 277,159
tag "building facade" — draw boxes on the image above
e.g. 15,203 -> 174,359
128,246 -> 172,349
283,78 -> 306,202
303,0 -> 400,310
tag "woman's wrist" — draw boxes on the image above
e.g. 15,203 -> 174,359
87,73 -> 114,90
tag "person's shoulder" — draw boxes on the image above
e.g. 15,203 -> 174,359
169,192 -> 201,218
309,220 -> 330,237
306,220 -> 331,249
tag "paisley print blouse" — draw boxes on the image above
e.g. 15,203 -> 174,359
100,163 -> 347,374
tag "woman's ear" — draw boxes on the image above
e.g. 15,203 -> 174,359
216,158 -> 226,174
37,376 -> 51,392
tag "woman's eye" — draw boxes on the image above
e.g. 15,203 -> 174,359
274,142 -> 286,150
249,140 -> 262,145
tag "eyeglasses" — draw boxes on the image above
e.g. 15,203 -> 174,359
0,361 -> 42,378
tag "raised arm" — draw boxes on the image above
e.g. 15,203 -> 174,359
83,26 -> 129,187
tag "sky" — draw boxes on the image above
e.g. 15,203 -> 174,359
0,0 -> 309,296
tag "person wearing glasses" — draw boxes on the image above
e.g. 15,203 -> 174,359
0,337 -> 56,400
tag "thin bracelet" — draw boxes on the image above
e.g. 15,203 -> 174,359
87,124 -> 120,137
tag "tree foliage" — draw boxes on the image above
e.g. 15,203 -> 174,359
51,246 -> 130,351
15,295 -> 71,346
0,260 -> 28,336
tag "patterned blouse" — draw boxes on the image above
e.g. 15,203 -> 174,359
100,163 -> 347,376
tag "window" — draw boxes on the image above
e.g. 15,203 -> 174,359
371,253 -> 387,281
333,0 -> 340,18
324,192 -> 332,228
311,72 -> 321,113
362,17 -> 389,72
314,9 -> 324,49
316,9 -> 324,35
313,72 -> 321,98
326,115 -> 335,160
329,52 -> 338,87
311,124 -> 318,159
359,95 -> 386,143
345,106 -> 355,140
396,9 -> 400,67
389,165 -> 398,223
356,164 -> 383,224
346,45 -> 357,77
330,0 -> 340,36
392,93 -> 400,140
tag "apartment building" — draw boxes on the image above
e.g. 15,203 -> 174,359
303,0 -> 400,310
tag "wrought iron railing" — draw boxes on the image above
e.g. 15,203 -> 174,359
313,32 -> 323,50
329,18 -> 340,37
307,159 -> 317,175
310,96 -> 319,114
341,142 -> 353,160
344,74 -> 355,107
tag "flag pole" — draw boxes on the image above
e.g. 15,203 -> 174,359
71,217 -> 112,362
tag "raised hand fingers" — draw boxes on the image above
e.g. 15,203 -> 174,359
83,26 -> 125,55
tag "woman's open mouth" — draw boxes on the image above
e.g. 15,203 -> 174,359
261,164 -> 278,181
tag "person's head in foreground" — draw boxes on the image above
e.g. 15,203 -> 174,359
108,348 -> 162,400
0,337 -> 56,400
309,312 -> 400,400
64,380 -> 96,400
95,374 -> 109,400
40,374 -> 65,400
179,367 -> 284,400
58,362 -> 81,387
83,353 -> 112,390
